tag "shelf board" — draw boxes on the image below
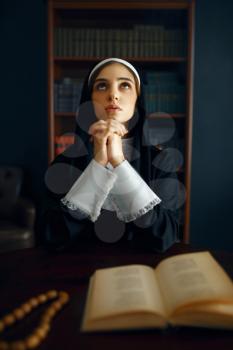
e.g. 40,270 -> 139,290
55,112 -> 77,117
54,56 -> 187,63
147,113 -> 186,119
53,1 -> 189,10
55,112 -> 186,118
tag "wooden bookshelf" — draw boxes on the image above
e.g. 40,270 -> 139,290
47,0 -> 195,243
54,56 -> 187,62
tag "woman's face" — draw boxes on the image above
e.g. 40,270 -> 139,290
91,63 -> 138,125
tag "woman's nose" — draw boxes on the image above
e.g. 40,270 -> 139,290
108,88 -> 119,101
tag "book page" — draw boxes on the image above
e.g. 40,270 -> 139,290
88,264 -> 166,320
155,251 -> 233,316
169,302 -> 233,329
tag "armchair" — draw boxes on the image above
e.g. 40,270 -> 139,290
0,166 -> 36,253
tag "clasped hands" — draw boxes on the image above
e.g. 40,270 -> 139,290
88,119 -> 127,168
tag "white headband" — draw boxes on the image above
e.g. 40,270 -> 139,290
88,58 -> 141,88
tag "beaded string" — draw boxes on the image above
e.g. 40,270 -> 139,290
0,290 -> 69,350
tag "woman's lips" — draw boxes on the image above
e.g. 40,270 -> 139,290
105,105 -> 122,112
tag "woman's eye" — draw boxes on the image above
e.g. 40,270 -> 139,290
121,82 -> 131,89
95,82 -> 107,91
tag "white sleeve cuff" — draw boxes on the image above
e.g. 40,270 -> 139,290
61,159 -> 117,222
110,160 -> 161,222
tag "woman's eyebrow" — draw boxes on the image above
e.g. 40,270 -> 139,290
94,77 -> 135,84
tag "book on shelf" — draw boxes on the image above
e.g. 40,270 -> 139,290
144,71 -> 185,114
55,135 -> 75,155
81,251 -> 233,332
54,25 -> 186,58
54,77 -> 83,113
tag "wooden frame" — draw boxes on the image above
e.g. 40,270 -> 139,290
47,0 -> 195,242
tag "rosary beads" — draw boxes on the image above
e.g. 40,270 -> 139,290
0,290 -> 69,350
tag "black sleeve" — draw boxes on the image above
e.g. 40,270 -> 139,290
129,201 -> 179,253
40,193 -> 94,251
129,149 -> 180,253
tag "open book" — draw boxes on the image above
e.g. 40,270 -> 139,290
81,251 -> 233,332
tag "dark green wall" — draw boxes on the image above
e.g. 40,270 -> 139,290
1,0 -> 233,250
190,0 -> 233,251
0,0 -> 47,207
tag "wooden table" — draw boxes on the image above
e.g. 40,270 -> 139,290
0,242 -> 233,350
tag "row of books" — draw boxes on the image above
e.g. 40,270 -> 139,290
54,25 -> 187,58
54,71 -> 185,114
55,135 -> 75,155
144,71 -> 185,113
54,78 -> 83,112
145,89 -> 185,114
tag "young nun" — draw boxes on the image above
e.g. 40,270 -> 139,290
42,58 -> 180,252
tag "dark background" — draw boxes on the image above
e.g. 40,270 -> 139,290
0,0 -> 233,251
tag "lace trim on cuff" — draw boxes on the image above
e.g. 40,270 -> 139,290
114,197 -> 161,223
60,198 -> 91,219
61,197 -> 79,211
60,188 -> 109,222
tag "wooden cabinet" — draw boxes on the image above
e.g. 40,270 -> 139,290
47,0 -> 195,242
